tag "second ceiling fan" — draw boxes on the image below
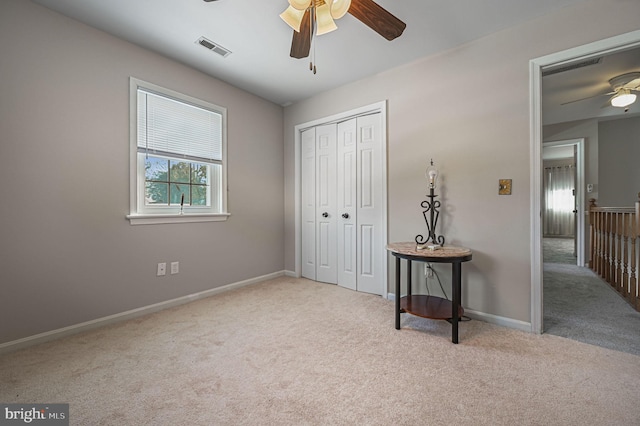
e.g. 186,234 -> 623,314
562,72 -> 640,110
280,0 -> 406,62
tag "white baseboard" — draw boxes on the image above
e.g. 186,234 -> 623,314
386,293 -> 532,333
0,271 -> 286,355
284,270 -> 298,278
463,309 -> 532,332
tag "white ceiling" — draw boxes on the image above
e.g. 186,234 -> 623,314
32,0 -> 640,125
34,0 -> 598,109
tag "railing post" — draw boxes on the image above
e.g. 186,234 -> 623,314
623,212 -> 630,301
634,193 -> 639,311
611,212 -> 626,295
587,194 -> 640,313
605,212 -> 610,279
589,198 -> 597,273
616,211 -> 623,295
599,206 -> 604,275
606,211 -> 613,286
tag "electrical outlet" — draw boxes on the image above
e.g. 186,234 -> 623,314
425,263 -> 434,278
157,262 -> 166,276
170,261 -> 179,275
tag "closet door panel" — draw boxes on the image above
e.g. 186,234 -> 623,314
301,128 -> 316,280
315,124 -> 337,284
337,119 -> 357,290
356,113 -> 384,295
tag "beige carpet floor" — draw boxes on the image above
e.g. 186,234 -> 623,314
1,276 -> 640,425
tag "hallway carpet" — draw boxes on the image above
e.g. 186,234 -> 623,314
543,238 -> 640,356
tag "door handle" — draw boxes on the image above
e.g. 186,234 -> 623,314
322,212 -> 329,218
342,213 -> 350,219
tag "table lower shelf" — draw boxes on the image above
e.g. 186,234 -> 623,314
400,295 -> 463,320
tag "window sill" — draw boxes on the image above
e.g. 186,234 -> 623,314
126,213 -> 230,225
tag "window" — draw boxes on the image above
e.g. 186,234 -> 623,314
128,78 -> 228,224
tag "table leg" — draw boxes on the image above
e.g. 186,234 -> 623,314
452,262 -> 461,344
407,260 -> 412,297
395,256 -> 401,330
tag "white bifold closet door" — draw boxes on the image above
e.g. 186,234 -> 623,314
301,113 -> 384,295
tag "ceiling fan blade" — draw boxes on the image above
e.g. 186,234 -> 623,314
623,77 -> 640,90
290,9 -> 312,59
601,93 -> 620,108
561,90 -> 615,106
348,0 -> 406,41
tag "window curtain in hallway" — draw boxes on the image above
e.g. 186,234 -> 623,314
543,164 -> 575,237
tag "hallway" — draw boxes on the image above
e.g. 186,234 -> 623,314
543,238 -> 640,356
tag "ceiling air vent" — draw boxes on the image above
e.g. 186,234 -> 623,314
542,57 -> 602,77
196,37 -> 231,58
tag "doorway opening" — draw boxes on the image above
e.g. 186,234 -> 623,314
530,30 -> 640,333
542,139 -> 585,267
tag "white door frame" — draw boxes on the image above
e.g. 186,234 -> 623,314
542,138 -> 585,267
529,30 -> 640,334
294,101 -> 388,297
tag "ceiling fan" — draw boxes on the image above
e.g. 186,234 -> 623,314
562,72 -> 640,109
280,0 -> 406,66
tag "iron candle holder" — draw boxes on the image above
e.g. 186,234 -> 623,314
415,159 -> 445,249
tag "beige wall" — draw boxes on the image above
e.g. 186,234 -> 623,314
598,117 -> 640,206
0,1 -> 284,344
283,0 -> 640,324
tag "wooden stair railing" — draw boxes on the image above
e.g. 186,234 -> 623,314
588,193 -> 640,311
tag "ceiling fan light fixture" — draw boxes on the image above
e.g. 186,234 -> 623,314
330,0 -> 351,19
611,89 -> 637,108
280,6 -> 306,32
315,2 -> 338,35
288,0 -> 311,11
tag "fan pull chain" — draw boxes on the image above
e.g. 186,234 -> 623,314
312,40 -> 317,74
309,3 -> 316,74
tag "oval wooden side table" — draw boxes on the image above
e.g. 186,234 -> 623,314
386,242 -> 472,343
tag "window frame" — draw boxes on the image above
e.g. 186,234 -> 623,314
127,77 -> 229,225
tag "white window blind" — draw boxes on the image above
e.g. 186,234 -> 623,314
137,89 -> 222,163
